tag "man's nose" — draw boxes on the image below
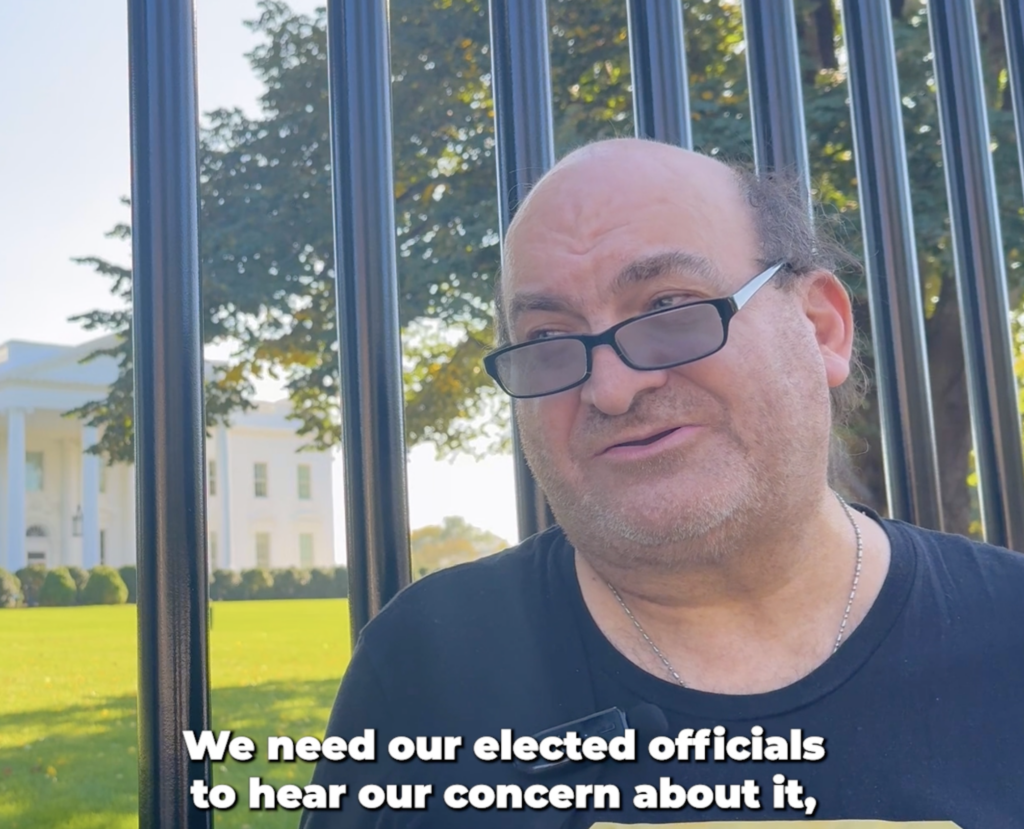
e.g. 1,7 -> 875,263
579,343 -> 669,415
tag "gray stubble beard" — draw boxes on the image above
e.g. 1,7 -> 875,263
516,396 -> 829,575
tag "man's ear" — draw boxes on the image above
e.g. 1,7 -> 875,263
802,270 -> 854,388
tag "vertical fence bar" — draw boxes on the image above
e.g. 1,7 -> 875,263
325,0 -> 411,639
841,0 -> 944,529
126,0 -> 210,826
1003,0 -> 1024,194
928,0 -> 1024,551
740,0 -> 811,192
626,0 -> 692,148
489,0 -> 556,541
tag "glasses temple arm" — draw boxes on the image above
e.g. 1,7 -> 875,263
732,262 -> 785,309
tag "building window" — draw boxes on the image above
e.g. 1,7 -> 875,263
256,532 -> 271,568
208,460 -> 217,497
254,463 -> 268,498
210,531 -> 218,568
297,464 -> 312,500
27,526 -> 47,566
26,452 -> 43,491
99,464 -> 108,494
100,530 -> 107,566
299,533 -> 314,567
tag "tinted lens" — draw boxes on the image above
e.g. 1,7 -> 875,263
494,338 -> 588,397
616,303 -> 724,368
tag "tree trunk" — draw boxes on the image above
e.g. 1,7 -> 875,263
813,0 -> 837,70
839,281 -> 972,537
926,278 -> 973,536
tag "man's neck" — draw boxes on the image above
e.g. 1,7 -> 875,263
573,492 -> 892,694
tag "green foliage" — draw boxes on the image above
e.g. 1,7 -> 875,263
0,568 -> 23,608
333,566 -> 349,600
81,566 -> 129,606
410,515 -> 509,578
66,566 -> 90,603
211,568 -> 243,601
117,565 -> 136,604
14,565 -> 47,608
271,567 -> 311,599
209,566 -> 347,600
308,567 -> 338,598
39,568 -> 78,607
240,568 -> 275,601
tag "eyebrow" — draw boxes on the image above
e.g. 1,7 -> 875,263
506,250 -> 724,327
613,250 -> 723,293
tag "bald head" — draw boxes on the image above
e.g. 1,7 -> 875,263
494,139 -> 829,347
506,138 -> 754,271
495,139 -> 770,345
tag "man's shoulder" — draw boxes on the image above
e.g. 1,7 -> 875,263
885,517 -> 1024,618
351,525 -> 592,729
359,524 -> 569,644
887,517 -> 1024,573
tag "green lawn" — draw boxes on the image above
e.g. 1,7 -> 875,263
0,600 -> 352,829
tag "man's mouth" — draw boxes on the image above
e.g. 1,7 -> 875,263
610,427 -> 680,450
597,425 -> 699,458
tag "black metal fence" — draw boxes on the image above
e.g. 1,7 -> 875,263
124,0 -> 1024,825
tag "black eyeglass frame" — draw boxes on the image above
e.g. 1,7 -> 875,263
484,261 -> 788,399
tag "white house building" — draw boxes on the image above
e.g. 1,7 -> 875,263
0,336 -> 334,573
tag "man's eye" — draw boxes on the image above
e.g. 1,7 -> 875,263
526,328 -> 561,341
650,295 -> 691,310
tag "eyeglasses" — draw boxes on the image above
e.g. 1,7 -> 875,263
484,262 -> 786,399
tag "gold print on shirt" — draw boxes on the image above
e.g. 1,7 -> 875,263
593,818 -> 958,822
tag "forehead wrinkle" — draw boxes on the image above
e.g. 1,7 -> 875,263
507,290 -> 588,328
613,251 -> 724,294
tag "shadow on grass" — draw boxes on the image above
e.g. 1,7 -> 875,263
0,678 -> 342,829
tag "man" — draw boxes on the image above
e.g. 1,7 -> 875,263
301,139 -> 1024,828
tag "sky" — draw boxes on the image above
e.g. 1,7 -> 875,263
0,0 -> 519,557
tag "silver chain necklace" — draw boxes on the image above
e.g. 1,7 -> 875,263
606,491 -> 864,687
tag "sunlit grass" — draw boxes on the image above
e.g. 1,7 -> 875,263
0,600 -> 352,829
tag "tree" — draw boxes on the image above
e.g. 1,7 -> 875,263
410,516 -> 509,578
39,568 -> 78,607
15,564 -> 47,607
81,566 -> 129,605
0,569 -> 23,608
74,0 -> 1024,534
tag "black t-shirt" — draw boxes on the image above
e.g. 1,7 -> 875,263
301,512 -> 1024,829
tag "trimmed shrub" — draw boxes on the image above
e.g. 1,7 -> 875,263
239,568 -> 274,601
39,567 -> 78,607
333,566 -> 349,599
308,567 -> 337,598
118,565 -> 137,603
66,566 -> 89,603
273,567 -> 311,599
81,566 -> 129,605
211,569 -> 242,601
15,565 -> 47,607
0,568 -> 23,608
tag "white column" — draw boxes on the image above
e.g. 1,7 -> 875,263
6,408 -> 26,572
216,425 -> 232,569
58,440 -> 70,565
81,425 -> 101,568
118,464 -> 130,567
